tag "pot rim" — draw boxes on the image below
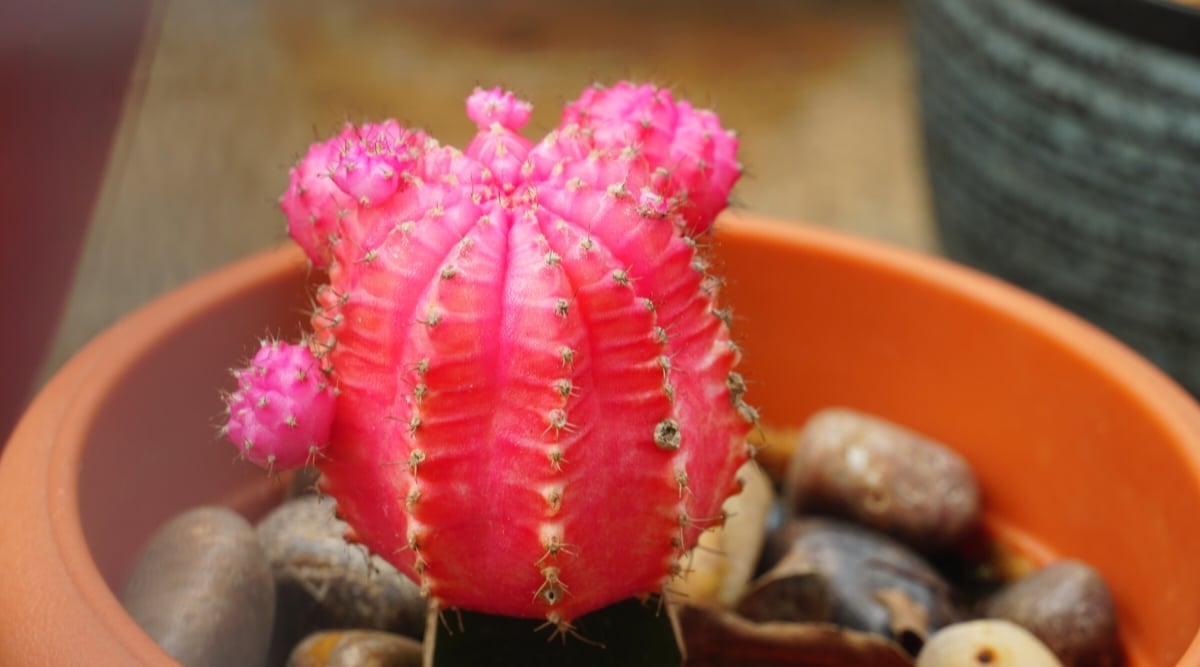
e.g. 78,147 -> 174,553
6,213 -> 1200,664
54,243 -> 312,662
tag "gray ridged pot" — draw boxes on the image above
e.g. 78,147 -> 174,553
911,0 -> 1200,395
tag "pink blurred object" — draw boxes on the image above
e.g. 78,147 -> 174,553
0,0 -> 157,443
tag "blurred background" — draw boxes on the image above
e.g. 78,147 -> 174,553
48,0 -> 933,370
3,0 -> 1197,440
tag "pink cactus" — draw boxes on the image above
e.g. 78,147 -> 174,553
224,82 -> 753,625
223,340 -> 336,471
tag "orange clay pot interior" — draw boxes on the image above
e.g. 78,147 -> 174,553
2,213 -> 1199,666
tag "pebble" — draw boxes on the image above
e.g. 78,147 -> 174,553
756,517 -> 960,653
735,556 -> 833,624
120,506 -> 275,667
678,602 -> 915,667
286,630 -> 423,667
983,560 -> 1119,666
677,462 -> 775,607
785,408 -> 981,553
256,496 -> 427,666
286,465 -> 322,498
917,620 -> 1064,667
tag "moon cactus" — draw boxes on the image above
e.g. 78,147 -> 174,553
223,82 -> 755,631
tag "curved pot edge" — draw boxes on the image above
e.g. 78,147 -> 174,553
0,244 -> 306,665
721,212 -> 1200,446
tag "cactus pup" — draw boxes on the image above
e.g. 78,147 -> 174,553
222,82 -> 755,638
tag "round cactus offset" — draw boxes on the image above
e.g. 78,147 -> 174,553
223,340 -> 336,471
223,82 -> 755,627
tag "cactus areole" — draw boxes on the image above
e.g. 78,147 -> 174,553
223,82 -> 755,626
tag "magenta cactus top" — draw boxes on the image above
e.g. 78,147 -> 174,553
225,82 -> 754,627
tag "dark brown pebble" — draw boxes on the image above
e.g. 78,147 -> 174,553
736,552 -> 834,624
120,506 -> 275,667
759,518 -> 961,653
785,408 -> 981,553
286,630 -> 422,667
678,602 -> 914,667
257,496 -> 427,666
983,560 -> 1119,667
286,465 -> 322,498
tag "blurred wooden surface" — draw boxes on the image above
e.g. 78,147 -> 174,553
44,0 -> 933,379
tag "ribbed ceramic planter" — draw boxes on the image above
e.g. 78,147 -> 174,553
2,215 -> 1200,665
911,0 -> 1200,395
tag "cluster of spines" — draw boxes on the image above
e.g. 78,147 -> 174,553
391,210 -> 502,605
665,244 -> 758,597
527,228 -> 583,627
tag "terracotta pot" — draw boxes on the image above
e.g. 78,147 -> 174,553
2,214 -> 1199,666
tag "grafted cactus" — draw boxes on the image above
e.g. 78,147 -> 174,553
223,82 -> 755,631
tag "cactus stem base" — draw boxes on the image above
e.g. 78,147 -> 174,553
424,595 -> 683,667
